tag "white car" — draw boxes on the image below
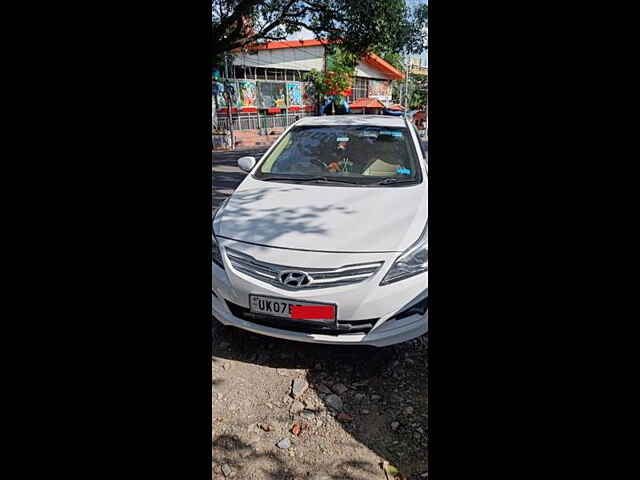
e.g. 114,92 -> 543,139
212,115 -> 427,347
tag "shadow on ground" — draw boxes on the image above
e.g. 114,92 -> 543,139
212,322 -> 427,480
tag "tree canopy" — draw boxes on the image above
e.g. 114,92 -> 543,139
213,0 -> 427,59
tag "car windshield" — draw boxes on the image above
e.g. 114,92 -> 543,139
254,125 -> 421,185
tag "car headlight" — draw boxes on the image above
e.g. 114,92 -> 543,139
212,233 -> 225,269
212,208 -> 226,270
380,225 -> 427,285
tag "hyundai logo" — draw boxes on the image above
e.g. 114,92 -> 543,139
278,270 -> 313,288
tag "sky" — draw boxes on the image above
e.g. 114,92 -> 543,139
285,26 -> 314,41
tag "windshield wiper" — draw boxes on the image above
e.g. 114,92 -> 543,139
370,177 -> 418,185
259,176 -> 359,184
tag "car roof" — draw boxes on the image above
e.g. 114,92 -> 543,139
294,115 -> 407,128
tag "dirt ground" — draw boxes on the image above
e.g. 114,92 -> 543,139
212,321 -> 428,480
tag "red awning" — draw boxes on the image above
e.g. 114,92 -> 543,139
267,107 -> 281,114
236,39 -> 329,52
349,98 -> 385,109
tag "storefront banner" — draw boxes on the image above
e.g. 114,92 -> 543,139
258,82 -> 287,109
275,88 -> 287,108
237,81 -> 257,107
287,83 -> 302,107
369,79 -> 392,101
215,81 -> 239,108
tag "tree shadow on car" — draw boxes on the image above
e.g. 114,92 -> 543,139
212,323 -> 428,479
213,186 -> 357,247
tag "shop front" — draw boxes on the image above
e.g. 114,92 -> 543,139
212,40 -> 405,137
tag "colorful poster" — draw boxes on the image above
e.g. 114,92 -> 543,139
287,83 -> 302,106
259,82 -> 287,108
275,85 -> 287,108
369,80 -> 391,101
214,81 -> 224,108
215,81 -> 238,108
257,83 -> 272,108
238,81 -> 257,107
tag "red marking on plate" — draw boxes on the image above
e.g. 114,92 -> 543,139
291,305 -> 335,319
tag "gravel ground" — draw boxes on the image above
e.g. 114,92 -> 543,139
212,321 -> 428,480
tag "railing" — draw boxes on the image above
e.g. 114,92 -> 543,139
213,111 -> 316,131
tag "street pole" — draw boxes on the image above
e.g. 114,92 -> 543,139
403,54 -> 409,110
223,55 -> 235,150
212,79 -> 218,128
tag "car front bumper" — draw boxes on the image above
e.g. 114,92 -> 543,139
212,238 -> 428,347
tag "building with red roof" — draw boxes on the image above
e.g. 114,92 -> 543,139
213,40 -> 406,131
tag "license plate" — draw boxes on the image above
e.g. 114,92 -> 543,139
249,295 -> 336,320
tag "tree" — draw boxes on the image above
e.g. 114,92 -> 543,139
388,70 -> 427,109
380,52 -> 405,72
304,47 -> 356,114
305,48 -> 357,97
409,74 -> 427,109
213,0 -> 428,59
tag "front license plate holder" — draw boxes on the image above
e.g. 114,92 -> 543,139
249,294 -> 337,323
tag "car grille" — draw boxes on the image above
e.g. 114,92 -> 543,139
225,248 -> 384,290
225,301 -> 377,335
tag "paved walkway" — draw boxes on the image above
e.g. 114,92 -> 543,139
213,128 -> 285,151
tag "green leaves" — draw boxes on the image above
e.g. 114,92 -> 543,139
305,46 -> 355,101
213,0 -> 427,59
326,47 -> 358,72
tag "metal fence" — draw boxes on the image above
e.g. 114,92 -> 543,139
213,111 -> 316,131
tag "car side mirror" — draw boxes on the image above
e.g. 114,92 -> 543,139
237,156 -> 256,172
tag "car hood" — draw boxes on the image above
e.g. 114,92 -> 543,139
213,176 -> 427,253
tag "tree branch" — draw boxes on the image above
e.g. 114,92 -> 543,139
213,0 -> 262,41
237,0 -> 298,49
